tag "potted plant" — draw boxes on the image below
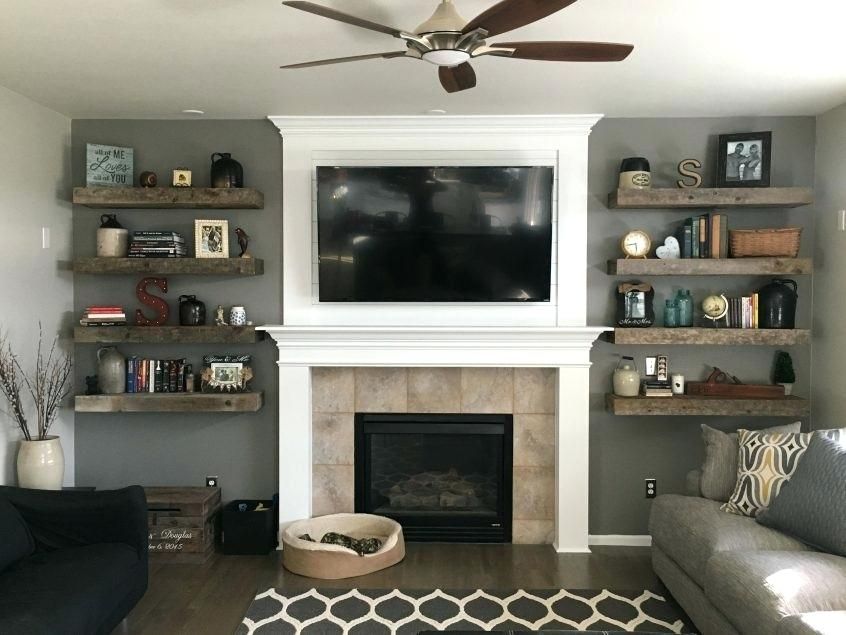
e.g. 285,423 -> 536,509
773,350 -> 796,396
0,327 -> 72,489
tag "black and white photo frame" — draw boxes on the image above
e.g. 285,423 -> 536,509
716,131 -> 772,188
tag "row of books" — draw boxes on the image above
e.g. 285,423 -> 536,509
128,231 -> 187,259
677,213 -> 729,259
126,358 -> 194,393
727,294 -> 760,329
80,305 -> 127,327
643,380 -> 673,397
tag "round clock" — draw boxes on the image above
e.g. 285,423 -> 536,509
621,230 -> 652,259
702,294 -> 729,326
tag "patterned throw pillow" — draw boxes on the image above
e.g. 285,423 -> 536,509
721,429 -> 812,517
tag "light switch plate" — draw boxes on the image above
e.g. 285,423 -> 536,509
645,357 -> 657,376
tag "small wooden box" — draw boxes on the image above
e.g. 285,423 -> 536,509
145,486 -> 221,563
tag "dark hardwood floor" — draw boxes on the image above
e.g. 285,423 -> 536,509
115,545 -> 661,634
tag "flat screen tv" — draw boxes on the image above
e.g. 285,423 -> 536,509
316,166 -> 554,302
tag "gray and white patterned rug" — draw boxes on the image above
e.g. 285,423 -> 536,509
238,588 -> 693,634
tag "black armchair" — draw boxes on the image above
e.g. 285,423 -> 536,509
0,485 -> 148,635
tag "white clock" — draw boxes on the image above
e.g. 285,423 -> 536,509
621,230 -> 651,259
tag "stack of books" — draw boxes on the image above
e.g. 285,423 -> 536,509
128,231 -> 187,258
727,294 -> 760,328
126,358 -> 192,393
80,306 -> 127,327
678,213 -> 729,259
643,381 -> 673,397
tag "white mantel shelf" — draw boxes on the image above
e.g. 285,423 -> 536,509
259,326 -> 611,367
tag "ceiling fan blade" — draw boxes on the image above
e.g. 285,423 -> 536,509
490,41 -> 634,62
463,0 -> 579,37
282,1 -> 404,38
280,51 -> 408,69
439,63 -> 477,93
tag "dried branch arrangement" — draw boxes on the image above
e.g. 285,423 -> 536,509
0,326 -> 72,441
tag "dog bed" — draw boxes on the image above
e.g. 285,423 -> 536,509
281,513 -> 405,579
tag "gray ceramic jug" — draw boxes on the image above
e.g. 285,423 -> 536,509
97,347 -> 126,394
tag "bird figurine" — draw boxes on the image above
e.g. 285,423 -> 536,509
234,227 -> 251,258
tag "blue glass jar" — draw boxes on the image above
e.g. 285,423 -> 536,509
664,300 -> 679,328
676,290 -> 694,327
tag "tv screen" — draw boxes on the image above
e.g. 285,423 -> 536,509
316,166 -> 554,302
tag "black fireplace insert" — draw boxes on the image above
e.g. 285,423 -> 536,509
354,413 -> 512,542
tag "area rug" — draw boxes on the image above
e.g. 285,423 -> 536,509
237,588 -> 693,634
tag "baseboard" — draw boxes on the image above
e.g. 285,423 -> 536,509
588,534 -> 652,547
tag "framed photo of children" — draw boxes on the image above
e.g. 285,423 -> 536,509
716,131 -> 772,188
194,219 -> 229,258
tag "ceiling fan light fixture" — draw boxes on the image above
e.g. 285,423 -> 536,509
422,49 -> 470,66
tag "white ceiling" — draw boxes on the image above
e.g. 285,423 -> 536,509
2,0 -> 845,119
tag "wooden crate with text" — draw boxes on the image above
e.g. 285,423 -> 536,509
145,486 -> 221,563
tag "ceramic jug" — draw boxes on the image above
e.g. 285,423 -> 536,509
178,295 -> 206,326
758,279 -> 798,329
613,356 -> 641,397
97,347 -> 126,394
210,153 -> 243,188
96,214 -> 129,257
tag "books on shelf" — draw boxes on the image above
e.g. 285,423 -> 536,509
128,231 -> 187,259
727,293 -> 760,329
678,213 -> 729,259
126,358 -> 192,393
643,380 -> 674,397
80,306 -> 126,326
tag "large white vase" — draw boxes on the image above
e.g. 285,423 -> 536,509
17,436 -> 64,490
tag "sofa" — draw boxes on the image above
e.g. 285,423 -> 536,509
0,485 -> 149,635
650,479 -> 846,635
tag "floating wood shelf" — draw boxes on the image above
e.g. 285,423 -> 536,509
74,326 -> 262,344
72,187 -> 264,209
605,394 -> 809,417
74,257 -> 264,276
75,392 -> 264,413
604,328 -> 810,346
607,187 -> 813,210
607,257 -> 812,276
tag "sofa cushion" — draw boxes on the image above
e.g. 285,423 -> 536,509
758,435 -> 846,557
649,494 -> 810,587
700,422 -> 801,502
777,611 -> 846,635
705,551 -> 846,635
0,495 -> 34,573
0,543 -> 142,635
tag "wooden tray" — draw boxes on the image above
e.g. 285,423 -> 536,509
686,368 -> 784,398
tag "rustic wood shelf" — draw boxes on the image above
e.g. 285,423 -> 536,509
604,328 -> 810,346
75,392 -> 264,413
74,257 -> 264,276
72,187 -> 264,209
605,394 -> 809,417
607,257 -> 812,276
607,187 -> 813,210
74,325 -> 262,344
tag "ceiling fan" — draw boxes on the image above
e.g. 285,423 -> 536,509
279,0 -> 634,93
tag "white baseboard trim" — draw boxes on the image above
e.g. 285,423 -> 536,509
588,534 -> 652,547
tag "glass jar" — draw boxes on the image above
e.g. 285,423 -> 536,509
676,290 -> 694,327
664,300 -> 679,328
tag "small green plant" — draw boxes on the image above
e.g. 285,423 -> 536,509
773,351 -> 796,384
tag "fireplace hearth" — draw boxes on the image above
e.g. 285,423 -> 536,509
355,413 -> 513,542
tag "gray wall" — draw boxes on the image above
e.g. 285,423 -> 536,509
588,117 -> 816,535
812,103 -> 846,426
72,120 -> 281,499
0,85 -> 73,485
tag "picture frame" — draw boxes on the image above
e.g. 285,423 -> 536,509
201,354 -> 253,393
716,131 -> 772,188
615,282 -> 655,328
194,219 -> 229,258
172,168 -> 192,187
86,144 -> 133,187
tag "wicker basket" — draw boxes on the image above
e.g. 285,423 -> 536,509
729,227 -> 802,258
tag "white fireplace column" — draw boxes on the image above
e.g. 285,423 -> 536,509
261,326 -> 607,553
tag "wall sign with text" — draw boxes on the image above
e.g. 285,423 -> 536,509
86,143 -> 133,187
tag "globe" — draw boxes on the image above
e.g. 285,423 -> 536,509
702,294 -> 728,319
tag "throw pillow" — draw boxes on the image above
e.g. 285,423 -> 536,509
700,422 -> 801,502
757,434 -> 846,556
721,429 -> 811,517
0,495 -> 34,572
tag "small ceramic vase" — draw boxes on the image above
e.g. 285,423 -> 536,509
229,306 -> 247,326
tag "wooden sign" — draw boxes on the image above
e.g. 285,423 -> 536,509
86,144 -> 133,187
677,158 -> 703,189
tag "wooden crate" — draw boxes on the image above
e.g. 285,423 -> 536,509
145,486 -> 221,563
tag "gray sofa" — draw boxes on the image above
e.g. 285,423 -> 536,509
649,485 -> 846,635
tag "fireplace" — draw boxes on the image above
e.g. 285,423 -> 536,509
355,413 -> 513,543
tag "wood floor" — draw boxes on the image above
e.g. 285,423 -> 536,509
115,545 -> 662,635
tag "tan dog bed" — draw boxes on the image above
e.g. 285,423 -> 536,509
281,513 -> 405,579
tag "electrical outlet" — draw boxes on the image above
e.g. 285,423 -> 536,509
645,357 -> 657,376
205,475 -> 219,488
645,478 -> 657,499
839,209 -> 846,232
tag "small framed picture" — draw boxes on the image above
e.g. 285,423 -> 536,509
172,168 -> 192,187
201,354 -> 253,393
194,219 -> 229,258
716,131 -> 772,188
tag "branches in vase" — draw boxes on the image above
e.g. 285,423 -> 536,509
0,326 -> 72,441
